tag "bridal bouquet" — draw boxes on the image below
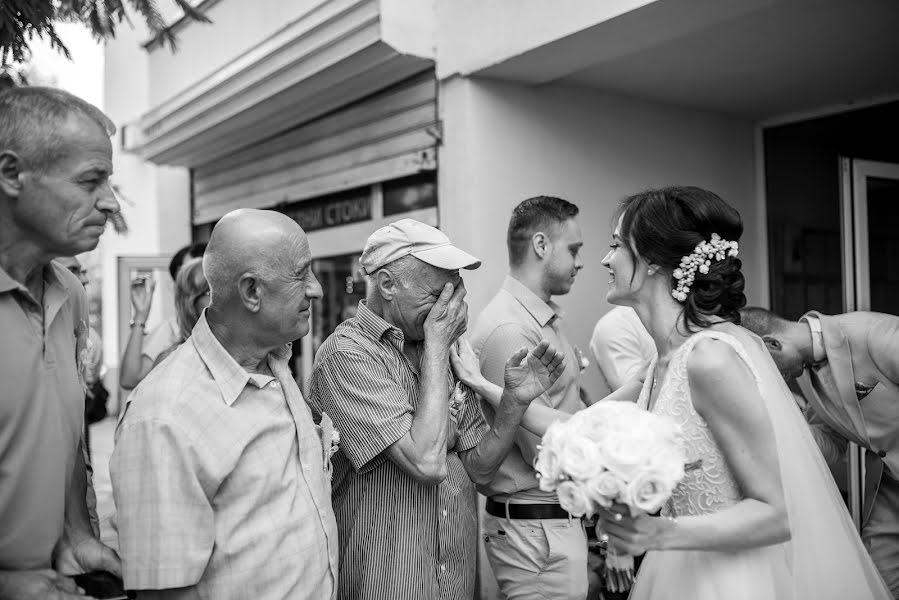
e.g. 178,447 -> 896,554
535,400 -> 687,592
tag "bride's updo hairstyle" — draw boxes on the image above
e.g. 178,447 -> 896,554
618,186 -> 747,329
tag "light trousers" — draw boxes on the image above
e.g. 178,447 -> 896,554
482,512 -> 588,600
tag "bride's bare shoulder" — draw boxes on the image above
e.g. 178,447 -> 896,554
686,334 -> 759,412
687,337 -> 752,386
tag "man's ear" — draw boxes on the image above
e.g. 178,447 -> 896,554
375,269 -> 398,301
532,232 -> 548,259
762,335 -> 783,352
237,273 -> 262,313
0,151 -> 25,198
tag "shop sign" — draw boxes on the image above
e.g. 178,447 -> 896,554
289,193 -> 371,232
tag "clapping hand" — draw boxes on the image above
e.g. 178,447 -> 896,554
502,340 -> 566,408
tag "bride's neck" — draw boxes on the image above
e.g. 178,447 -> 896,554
634,296 -> 689,358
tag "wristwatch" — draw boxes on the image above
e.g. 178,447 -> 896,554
129,319 -> 146,331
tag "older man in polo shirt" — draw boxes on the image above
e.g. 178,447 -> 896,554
0,86 -> 123,598
111,210 -> 339,599
470,196 -> 589,600
309,218 -> 566,600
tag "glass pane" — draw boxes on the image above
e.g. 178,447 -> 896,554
866,176 -> 899,315
287,253 -> 367,379
383,173 -> 437,216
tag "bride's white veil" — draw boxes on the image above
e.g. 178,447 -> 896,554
722,325 -> 890,599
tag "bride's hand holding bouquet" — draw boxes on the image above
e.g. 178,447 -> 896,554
535,400 -> 687,592
595,501 -> 677,557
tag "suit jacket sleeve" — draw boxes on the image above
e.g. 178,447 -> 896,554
866,315 -> 899,386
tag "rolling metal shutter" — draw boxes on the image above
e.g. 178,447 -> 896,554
191,70 -> 437,224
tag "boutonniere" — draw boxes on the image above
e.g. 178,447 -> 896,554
329,428 -> 341,459
319,412 -> 341,462
573,345 -> 590,372
449,381 -> 469,421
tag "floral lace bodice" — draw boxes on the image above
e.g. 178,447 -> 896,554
639,331 -> 747,518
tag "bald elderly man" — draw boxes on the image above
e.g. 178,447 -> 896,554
111,210 -> 339,599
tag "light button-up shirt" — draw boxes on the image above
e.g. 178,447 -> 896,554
470,275 -> 585,501
111,313 -> 338,599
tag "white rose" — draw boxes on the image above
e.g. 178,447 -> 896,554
575,413 -> 613,444
601,432 -> 652,482
535,447 -> 562,491
585,470 -> 625,508
556,435 -> 603,481
646,452 -> 685,486
625,468 -> 675,514
556,480 -> 591,517
541,420 -> 566,449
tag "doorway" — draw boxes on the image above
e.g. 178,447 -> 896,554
115,254 -> 175,416
840,158 -> 899,528
764,101 -> 899,533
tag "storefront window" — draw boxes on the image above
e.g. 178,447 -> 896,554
383,173 -> 437,216
284,253 -> 366,379
310,253 -> 366,354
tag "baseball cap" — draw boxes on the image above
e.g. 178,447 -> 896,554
360,219 -> 481,275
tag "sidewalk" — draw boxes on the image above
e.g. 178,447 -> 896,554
89,417 -> 119,551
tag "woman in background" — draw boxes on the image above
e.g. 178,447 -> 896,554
152,257 -> 210,367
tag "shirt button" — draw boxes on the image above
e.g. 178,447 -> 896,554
270,381 -> 278,388
440,564 -> 446,572
442,509 -> 447,517
877,449 -> 887,458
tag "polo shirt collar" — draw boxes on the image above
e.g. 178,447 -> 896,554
191,312 -> 280,406
0,265 -> 19,294
502,275 -> 561,327
356,301 -> 405,342
0,261 -> 68,295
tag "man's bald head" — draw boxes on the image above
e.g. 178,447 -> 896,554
203,209 -> 307,306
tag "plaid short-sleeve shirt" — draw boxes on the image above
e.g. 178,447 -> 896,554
308,302 -> 488,600
111,313 -> 339,599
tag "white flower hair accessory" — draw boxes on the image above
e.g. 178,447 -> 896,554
671,233 -> 738,302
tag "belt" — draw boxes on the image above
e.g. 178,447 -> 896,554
486,497 -> 571,520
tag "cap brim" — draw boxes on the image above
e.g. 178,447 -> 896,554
412,244 -> 481,271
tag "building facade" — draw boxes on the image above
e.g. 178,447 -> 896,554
103,0 -> 899,594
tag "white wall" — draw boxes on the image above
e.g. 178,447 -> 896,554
103,26 -> 192,393
439,77 -> 760,400
435,0 -> 657,78
146,0 -> 327,106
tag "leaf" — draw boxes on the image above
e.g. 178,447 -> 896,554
0,0 -> 211,66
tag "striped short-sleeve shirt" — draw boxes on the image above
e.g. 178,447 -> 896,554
308,302 -> 488,600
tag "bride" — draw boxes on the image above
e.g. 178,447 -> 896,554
453,186 -> 890,599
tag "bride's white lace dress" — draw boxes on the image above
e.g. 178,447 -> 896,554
629,325 -> 890,600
